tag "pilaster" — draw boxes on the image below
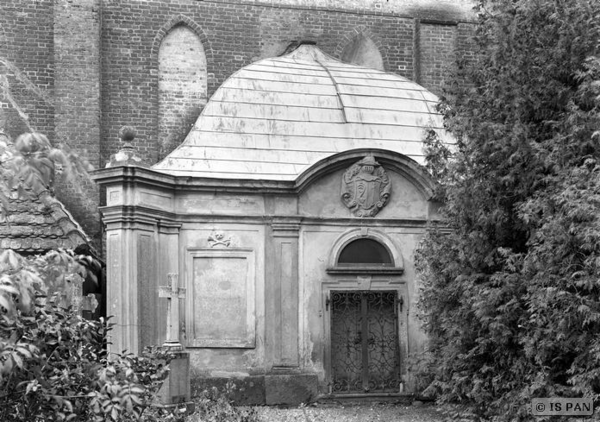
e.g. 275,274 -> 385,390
158,222 -> 182,345
268,218 -> 301,370
103,210 -> 159,355
92,166 -> 179,356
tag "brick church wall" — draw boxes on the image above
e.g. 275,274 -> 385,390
0,0 -> 55,140
53,0 -> 102,245
457,22 -> 478,67
417,22 -> 457,96
54,0 -> 101,168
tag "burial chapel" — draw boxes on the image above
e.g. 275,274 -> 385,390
0,0 -> 477,406
93,42 -> 453,404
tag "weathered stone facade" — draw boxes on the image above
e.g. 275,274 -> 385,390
94,150 -> 440,403
92,43 -> 452,403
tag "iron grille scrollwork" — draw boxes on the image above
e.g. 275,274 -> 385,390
330,290 -> 400,394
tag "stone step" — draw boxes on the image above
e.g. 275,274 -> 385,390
316,393 -> 416,406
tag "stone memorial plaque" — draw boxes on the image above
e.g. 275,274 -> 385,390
186,248 -> 255,348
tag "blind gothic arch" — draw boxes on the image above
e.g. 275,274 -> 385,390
341,34 -> 385,71
153,16 -> 212,160
151,15 -> 213,63
335,26 -> 388,72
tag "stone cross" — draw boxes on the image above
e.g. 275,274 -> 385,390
64,278 -> 98,317
78,294 -> 99,319
158,273 -> 186,350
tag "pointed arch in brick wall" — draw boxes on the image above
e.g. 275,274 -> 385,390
335,26 -> 388,72
153,16 -> 212,160
151,15 -> 214,61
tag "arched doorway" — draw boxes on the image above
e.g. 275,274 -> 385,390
323,230 -> 407,395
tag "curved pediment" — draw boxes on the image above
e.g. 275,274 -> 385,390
294,148 -> 436,200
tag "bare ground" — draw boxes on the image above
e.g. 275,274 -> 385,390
254,402 -> 443,422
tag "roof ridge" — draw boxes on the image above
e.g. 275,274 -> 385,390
313,56 -> 348,124
38,191 -> 93,248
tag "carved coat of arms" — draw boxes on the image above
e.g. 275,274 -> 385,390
341,156 -> 391,217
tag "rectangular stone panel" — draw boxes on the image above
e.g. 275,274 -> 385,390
186,248 -> 255,348
138,233 -> 156,351
277,241 -> 299,366
139,190 -> 173,210
106,187 -> 122,205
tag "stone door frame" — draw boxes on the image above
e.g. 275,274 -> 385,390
321,277 -> 408,395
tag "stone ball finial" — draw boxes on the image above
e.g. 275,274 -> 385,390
105,125 -> 149,168
119,125 -> 137,143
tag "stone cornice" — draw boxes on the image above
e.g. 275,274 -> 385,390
97,204 -> 441,229
271,217 -> 302,233
99,205 -> 177,226
326,267 -> 405,276
91,148 -> 438,200
300,217 -> 431,228
91,166 -> 296,194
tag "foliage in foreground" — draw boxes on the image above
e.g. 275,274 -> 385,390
186,383 -> 259,422
0,131 -> 93,222
416,0 -> 600,420
0,249 -> 179,422
0,54 -> 192,421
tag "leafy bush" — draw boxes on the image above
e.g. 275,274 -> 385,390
416,0 -> 600,420
1,55 -> 178,421
186,381 -> 259,422
0,249 -> 177,422
0,131 -> 93,221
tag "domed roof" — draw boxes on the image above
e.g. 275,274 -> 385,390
153,43 -> 453,180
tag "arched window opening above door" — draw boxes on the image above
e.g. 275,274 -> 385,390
327,230 -> 404,275
337,238 -> 393,267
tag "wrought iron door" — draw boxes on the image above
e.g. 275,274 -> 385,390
330,290 -> 400,394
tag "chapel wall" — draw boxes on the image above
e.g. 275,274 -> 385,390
298,167 -> 429,219
96,158 -> 436,399
296,163 -> 432,390
299,225 -> 428,389
177,222 -> 267,376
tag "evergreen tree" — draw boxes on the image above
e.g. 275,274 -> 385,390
416,0 -> 600,420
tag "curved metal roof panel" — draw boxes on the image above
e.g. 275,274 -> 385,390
153,44 -> 454,180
